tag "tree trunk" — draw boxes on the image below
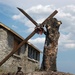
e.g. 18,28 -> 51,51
41,18 -> 61,71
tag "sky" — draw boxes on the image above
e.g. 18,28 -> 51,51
0,0 -> 75,74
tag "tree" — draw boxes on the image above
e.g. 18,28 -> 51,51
41,18 -> 62,71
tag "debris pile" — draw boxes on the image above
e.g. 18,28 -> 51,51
0,71 -> 74,75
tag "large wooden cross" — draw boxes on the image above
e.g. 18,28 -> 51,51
0,8 -> 58,66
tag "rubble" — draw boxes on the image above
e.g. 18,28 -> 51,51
0,71 -> 74,75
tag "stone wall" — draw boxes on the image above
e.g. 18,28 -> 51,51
0,28 -> 39,73
0,28 -> 13,72
0,28 -> 13,61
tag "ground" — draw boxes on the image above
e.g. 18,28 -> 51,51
0,71 -> 74,75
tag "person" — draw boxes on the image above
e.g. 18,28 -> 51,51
16,67 -> 24,75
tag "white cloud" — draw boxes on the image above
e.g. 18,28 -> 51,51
58,32 -> 75,51
1,2 -> 75,51
57,5 -> 75,33
11,4 -> 75,52
12,14 -> 21,20
12,25 -> 18,29
26,27 -> 34,33
29,37 -> 45,50
29,37 -> 45,44
27,5 -> 55,14
25,20 -> 35,28
65,43 -> 75,48
0,0 -> 29,8
59,33 -> 74,44
12,5 -> 57,33
56,5 -> 75,51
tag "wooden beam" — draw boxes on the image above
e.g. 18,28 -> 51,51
40,10 -> 58,27
17,7 -> 38,26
